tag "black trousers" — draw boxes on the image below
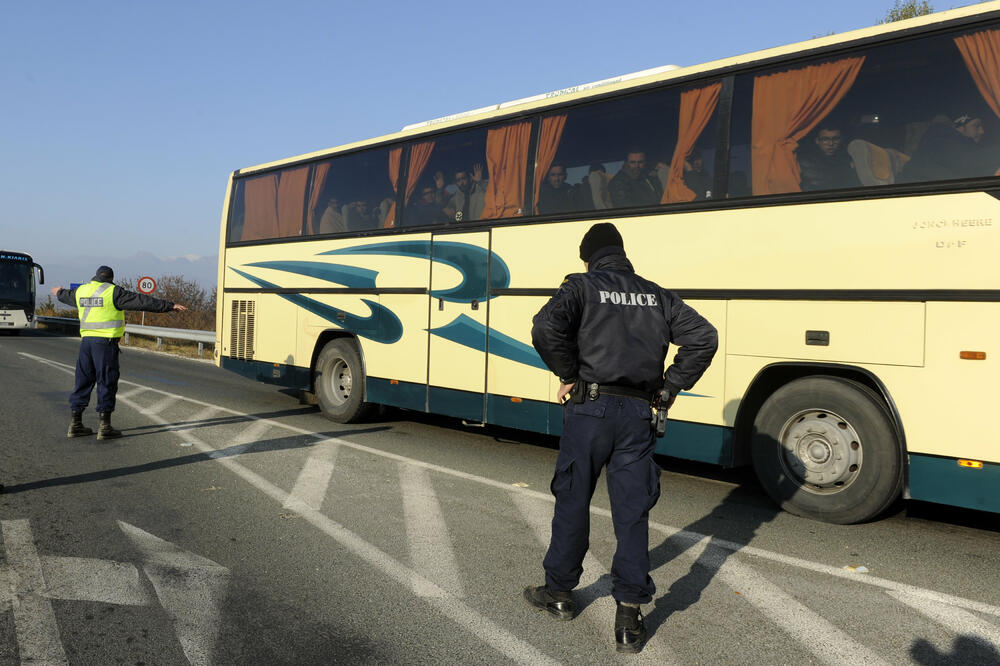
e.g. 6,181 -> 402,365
70,337 -> 120,414
543,394 -> 661,604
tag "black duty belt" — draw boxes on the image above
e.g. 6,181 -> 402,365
585,383 -> 652,401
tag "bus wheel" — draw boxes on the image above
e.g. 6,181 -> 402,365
314,338 -> 372,423
751,376 -> 902,524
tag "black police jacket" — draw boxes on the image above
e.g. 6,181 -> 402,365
531,248 -> 718,396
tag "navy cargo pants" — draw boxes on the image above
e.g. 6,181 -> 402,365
70,337 -> 121,414
543,393 -> 661,604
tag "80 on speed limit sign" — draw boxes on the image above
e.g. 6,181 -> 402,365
138,276 -> 157,294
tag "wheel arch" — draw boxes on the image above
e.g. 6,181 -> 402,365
733,362 -> 908,489
309,330 -> 368,399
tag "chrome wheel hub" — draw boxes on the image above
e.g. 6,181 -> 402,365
778,409 -> 862,494
325,359 -> 352,406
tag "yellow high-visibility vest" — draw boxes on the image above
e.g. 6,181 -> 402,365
75,281 -> 125,338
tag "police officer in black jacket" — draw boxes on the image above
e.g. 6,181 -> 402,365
523,223 -> 717,653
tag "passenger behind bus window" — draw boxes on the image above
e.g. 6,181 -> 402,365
406,184 -> 447,226
442,164 -> 487,222
537,164 -> 579,215
342,199 -> 374,230
318,197 -> 346,234
608,150 -> 663,208
797,125 -> 860,191
579,163 -> 613,210
684,152 -> 713,199
900,114 -> 995,183
375,197 -> 395,227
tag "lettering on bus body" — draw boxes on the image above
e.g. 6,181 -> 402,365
913,218 -> 993,230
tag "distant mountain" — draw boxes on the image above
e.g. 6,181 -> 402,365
38,252 -> 218,303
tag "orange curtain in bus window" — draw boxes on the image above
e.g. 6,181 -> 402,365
482,121 -> 531,219
534,115 -> 567,213
405,141 -> 435,204
242,175 -> 278,241
381,148 -> 402,228
955,29 -> 1000,120
274,166 -> 309,237
751,56 -> 865,195
663,83 -> 721,203
306,163 -> 330,234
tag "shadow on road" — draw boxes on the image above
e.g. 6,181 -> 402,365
642,484 -> 779,642
911,635 -> 1000,665
1,426 -> 390,494
123,407 -> 325,436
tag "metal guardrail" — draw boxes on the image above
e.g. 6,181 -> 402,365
35,316 -> 216,355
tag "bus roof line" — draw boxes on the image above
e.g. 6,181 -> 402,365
401,65 -> 681,131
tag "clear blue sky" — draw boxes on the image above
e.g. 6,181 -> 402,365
0,1 -> 974,265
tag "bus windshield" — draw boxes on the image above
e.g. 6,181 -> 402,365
0,260 -> 32,306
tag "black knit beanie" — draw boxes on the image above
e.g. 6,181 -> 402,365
95,265 -> 114,281
579,223 -> 624,261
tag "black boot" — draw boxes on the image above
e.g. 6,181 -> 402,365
67,412 -> 94,438
522,585 -> 575,620
97,413 -> 122,440
614,602 -> 647,653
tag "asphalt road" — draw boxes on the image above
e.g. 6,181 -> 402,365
1,329 -> 998,665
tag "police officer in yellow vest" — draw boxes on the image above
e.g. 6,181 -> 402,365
52,266 -> 187,439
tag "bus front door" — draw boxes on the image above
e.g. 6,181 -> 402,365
428,231 -> 490,422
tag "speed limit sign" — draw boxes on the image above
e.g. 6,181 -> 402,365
138,276 -> 157,294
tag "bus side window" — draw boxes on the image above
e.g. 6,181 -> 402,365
543,84 -> 719,214
405,127 -> 490,226
307,148 -> 397,235
736,25 -> 1000,198
227,179 -> 246,243
232,168 -> 308,242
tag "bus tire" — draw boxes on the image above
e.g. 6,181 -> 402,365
751,376 -> 902,524
314,338 -> 372,423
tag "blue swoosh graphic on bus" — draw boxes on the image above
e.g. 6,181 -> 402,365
243,261 -> 377,288
324,241 -> 510,303
428,314 -> 547,370
230,268 -> 402,344
429,315 -> 712,396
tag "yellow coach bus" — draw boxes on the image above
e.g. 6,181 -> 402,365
216,3 -> 1000,523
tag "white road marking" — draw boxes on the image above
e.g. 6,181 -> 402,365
23,348 -> 556,666
116,387 -> 147,401
889,591 -> 1000,650
2,519 -> 69,665
0,566 -> 8,613
510,492 -> 679,664
283,439 -> 339,511
0,514 -> 231,666
712,546 -> 889,665
172,405 -> 219,432
119,521 -> 230,666
172,428 -> 557,665
40,556 -> 151,605
399,463 -> 465,598
138,394 -> 178,416
22,350 -> 1000,656
207,418 -> 270,459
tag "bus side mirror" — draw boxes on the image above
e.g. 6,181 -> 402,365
33,263 -> 44,285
